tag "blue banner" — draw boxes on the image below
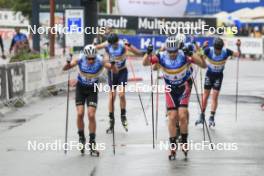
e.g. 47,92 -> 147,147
221,0 -> 264,12
119,34 -> 214,51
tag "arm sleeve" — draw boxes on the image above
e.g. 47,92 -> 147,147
226,48 -> 233,57
121,45 -> 126,55
149,53 -> 159,65
203,47 -> 210,57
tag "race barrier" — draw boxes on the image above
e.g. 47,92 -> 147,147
0,58 -> 78,102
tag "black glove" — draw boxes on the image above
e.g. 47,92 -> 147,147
66,53 -> 73,64
147,44 -> 153,55
182,47 -> 193,57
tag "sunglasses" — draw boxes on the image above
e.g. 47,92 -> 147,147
167,50 -> 178,54
87,57 -> 95,61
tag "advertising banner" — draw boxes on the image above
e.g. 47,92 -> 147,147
119,34 -> 214,51
6,63 -> 26,99
117,0 -> 188,17
43,58 -> 69,86
223,37 -> 263,55
98,15 -> 217,31
25,59 -> 44,92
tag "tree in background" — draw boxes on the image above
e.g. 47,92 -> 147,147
0,0 -> 31,20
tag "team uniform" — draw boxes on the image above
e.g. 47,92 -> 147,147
203,47 -> 233,91
75,54 -> 104,108
152,50 -> 193,110
105,41 -> 128,87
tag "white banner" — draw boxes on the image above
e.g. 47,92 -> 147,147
43,58 -> 68,86
25,59 -> 44,92
117,0 -> 188,17
223,37 -> 263,55
0,10 -> 29,27
65,8 -> 84,47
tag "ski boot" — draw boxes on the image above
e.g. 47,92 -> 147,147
89,140 -> 100,157
79,136 -> 86,155
195,113 -> 205,126
121,115 -> 128,132
168,137 -> 177,160
106,118 -> 115,134
180,134 -> 189,158
209,116 -> 215,127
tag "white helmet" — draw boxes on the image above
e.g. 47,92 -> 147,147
83,44 -> 96,58
176,33 -> 186,44
165,36 -> 180,52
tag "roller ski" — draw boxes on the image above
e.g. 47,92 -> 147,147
78,136 -> 86,155
180,134 -> 189,158
195,113 -> 205,126
208,116 -> 215,127
89,140 -> 100,157
121,115 -> 128,132
181,143 -> 188,158
168,137 -> 177,160
106,118 -> 115,134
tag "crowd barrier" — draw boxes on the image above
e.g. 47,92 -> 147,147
0,58 -> 78,102
0,56 -> 144,103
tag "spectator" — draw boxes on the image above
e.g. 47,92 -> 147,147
9,27 -> 30,54
253,26 -> 262,38
0,34 -> 6,59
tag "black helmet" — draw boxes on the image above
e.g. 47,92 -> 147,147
213,37 -> 224,50
107,33 -> 119,44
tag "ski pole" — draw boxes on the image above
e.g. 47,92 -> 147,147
235,40 -> 241,122
155,69 -> 160,144
191,75 -> 214,149
128,61 -> 149,126
110,56 -> 116,155
149,54 -> 155,149
64,53 -> 72,155
199,68 -> 206,141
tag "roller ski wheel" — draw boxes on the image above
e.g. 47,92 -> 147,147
195,113 -> 205,126
168,150 -> 176,160
79,137 -> 86,155
209,116 -> 215,127
121,115 -> 128,132
106,119 -> 114,134
168,138 -> 178,161
89,141 -> 100,157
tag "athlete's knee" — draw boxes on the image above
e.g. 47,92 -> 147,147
212,92 -> 219,101
179,109 -> 188,123
88,114 -> 95,124
77,111 -> 84,119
